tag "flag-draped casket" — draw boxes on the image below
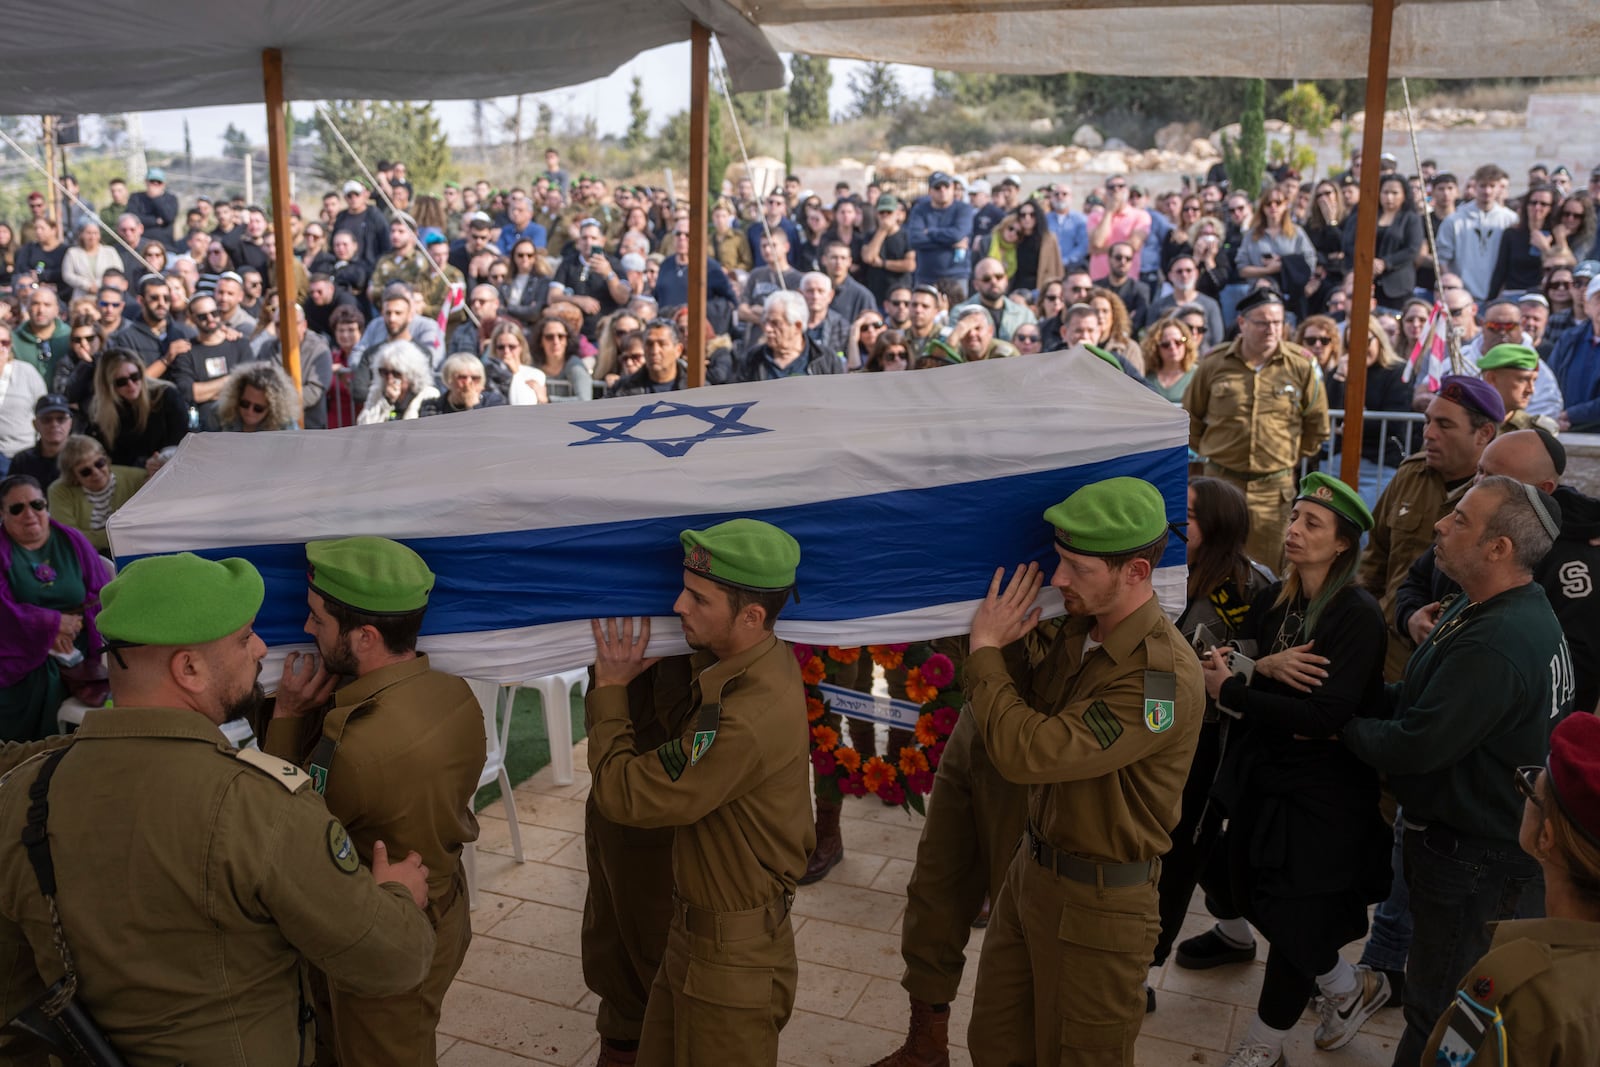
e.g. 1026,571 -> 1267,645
108,350 -> 1189,683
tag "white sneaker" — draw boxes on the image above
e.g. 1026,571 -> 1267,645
1220,1042 -> 1286,1067
1314,966 -> 1390,1050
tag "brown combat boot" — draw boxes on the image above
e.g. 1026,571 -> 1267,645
867,997 -> 950,1067
800,798 -> 844,884
594,1041 -> 638,1066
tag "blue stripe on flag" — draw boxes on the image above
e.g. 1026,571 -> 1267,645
141,446 -> 1186,645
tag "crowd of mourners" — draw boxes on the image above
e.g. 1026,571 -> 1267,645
2,143 -> 1600,1067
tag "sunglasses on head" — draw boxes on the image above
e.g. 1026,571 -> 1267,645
77,456 -> 108,479
5,498 -> 47,516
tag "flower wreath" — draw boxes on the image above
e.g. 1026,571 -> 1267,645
795,642 -> 962,814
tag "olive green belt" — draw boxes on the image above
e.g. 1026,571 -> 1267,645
1204,463 -> 1294,483
676,892 -> 791,940
1026,827 -> 1156,889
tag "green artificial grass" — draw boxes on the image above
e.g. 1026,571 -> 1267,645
473,684 -> 588,811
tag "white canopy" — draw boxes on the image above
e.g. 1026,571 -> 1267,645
5,0 -> 1600,116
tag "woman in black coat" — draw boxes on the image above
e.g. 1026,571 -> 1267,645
1189,475 -> 1394,1065
1341,175 -> 1423,309
1487,182 -> 1558,299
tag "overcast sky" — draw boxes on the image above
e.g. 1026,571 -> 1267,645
122,48 -> 932,157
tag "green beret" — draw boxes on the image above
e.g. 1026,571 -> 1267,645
307,536 -> 434,616
98,554 -> 264,647
1478,343 -> 1539,372
1296,472 -> 1374,532
924,334 -> 964,365
680,519 -> 800,592
1083,344 -> 1124,372
1044,477 -> 1171,556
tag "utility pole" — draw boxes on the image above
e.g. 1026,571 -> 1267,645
41,115 -> 58,223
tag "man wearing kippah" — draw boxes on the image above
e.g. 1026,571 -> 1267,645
1479,343 -> 1559,433
1183,286 -> 1329,570
1359,373 -> 1502,681
0,552 -> 436,1062
1344,476 -> 1576,1067
959,477 -> 1204,1066
586,518 -> 813,1065
266,536 -> 485,1067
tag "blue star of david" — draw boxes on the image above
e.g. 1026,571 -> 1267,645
568,400 -> 773,458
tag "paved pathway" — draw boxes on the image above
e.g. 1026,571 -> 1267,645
438,739 -> 1400,1066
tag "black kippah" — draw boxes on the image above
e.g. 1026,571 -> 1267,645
1532,425 -> 1567,476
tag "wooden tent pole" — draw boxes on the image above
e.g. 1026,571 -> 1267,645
1339,0 -> 1395,488
687,22 -> 710,388
263,48 -> 304,425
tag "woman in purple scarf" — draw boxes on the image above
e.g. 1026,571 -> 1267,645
0,474 -> 108,741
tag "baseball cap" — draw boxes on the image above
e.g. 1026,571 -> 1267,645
997,176 -> 1020,189
33,394 -> 70,417
929,172 -> 953,188
146,167 -> 166,183
968,179 -> 991,195
1588,276 -> 1600,301
875,194 -> 900,213
342,180 -> 365,195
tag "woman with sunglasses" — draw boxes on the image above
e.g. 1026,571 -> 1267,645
299,223 -> 330,274
501,239 -> 554,326
1489,182 -> 1561,299
1194,475 -> 1392,1067
1550,194 -> 1595,266
46,435 -> 147,553
1161,196 -> 1205,270
1304,180 -> 1346,309
1545,266 -> 1580,333
1140,316 -> 1199,401
356,339 -> 438,424
982,203 -> 1062,293
1239,186 -> 1319,319
484,321 -> 549,405
863,330 -> 912,372
1294,313 -> 1343,376
1421,713 -> 1600,1064
844,310 -> 888,370
0,473 -> 109,742
86,349 -> 187,468
1340,175 -> 1423,312
213,360 -> 300,432
531,313 -> 595,401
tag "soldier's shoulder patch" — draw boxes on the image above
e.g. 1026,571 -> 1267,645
657,738 -> 689,781
1082,701 -> 1124,750
326,820 -> 360,874
234,748 -> 310,793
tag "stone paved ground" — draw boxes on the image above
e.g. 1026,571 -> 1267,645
438,739 -> 1399,1066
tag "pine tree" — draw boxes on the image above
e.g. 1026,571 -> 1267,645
313,101 -> 454,190
847,62 -> 905,119
625,75 -> 651,150
786,54 -> 832,131
1222,79 -> 1266,196
221,123 -> 252,160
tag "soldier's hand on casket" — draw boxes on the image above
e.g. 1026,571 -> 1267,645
591,617 -> 661,688
969,563 -> 1044,652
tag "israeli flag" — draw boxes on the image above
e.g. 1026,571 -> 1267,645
109,350 -> 1189,683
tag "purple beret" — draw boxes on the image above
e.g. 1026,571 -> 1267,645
1436,374 -> 1505,424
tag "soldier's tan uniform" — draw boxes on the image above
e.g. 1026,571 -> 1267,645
1184,338 -> 1328,569
586,633 -> 813,1067
965,596 -> 1203,1067
367,247 -> 449,318
265,655 -> 484,1067
1423,918 -> 1600,1065
583,655 -> 696,1045
0,707 -> 435,1066
896,635 -> 1030,1005
713,229 -> 754,274
1356,453 -> 1464,680
1503,409 -> 1560,434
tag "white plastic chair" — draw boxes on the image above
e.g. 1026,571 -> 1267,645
463,678 -> 524,909
502,668 -> 588,786
56,697 -> 95,734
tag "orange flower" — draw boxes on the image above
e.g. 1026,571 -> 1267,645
827,646 -> 861,664
801,655 -> 827,685
898,747 -> 930,778
862,756 -> 897,795
914,713 -> 940,747
869,645 -> 905,670
811,725 -> 839,751
806,696 -> 826,722
904,666 -> 939,705
836,747 -> 862,773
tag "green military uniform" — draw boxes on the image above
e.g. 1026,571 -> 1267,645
586,520 -> 814,1067
1423,919 -> 1600,1066
0,553 -> 435,1066
1503,409 -> 1560,434
583,655 -> 696,1049
897,634 -> 1031,1005
1183,336 -> 1328,570
965,480 -> 1204,1067
713,228 -> 754,274
368,247 -> 449,318
1356,454 -> 1467,680
263,538 -> 484,1067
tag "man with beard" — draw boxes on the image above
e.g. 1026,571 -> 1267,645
587,519 -> 813,1065
0,552 -> 437,1062
265,536 -> 484,1067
